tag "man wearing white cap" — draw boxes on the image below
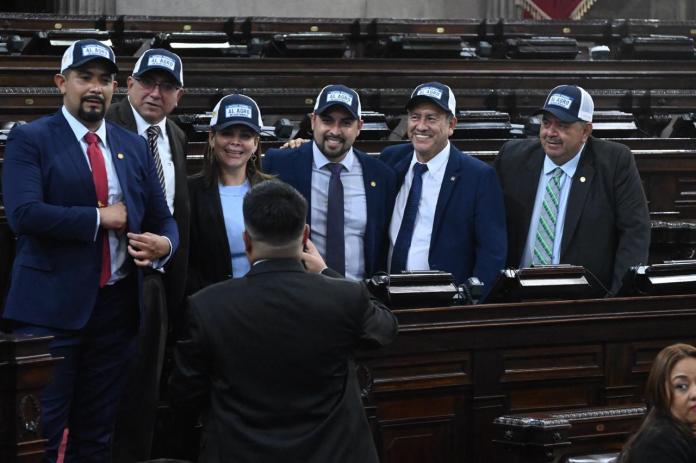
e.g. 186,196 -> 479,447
2,39 -> 178,462
495,84 -> 650,294
380,82 -> 507,298
264,84 -> 397,280
106,48 -> 189,462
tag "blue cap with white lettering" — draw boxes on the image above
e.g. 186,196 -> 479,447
407,82 -> 456,116
210,94 -> 263,133
313,84 -> 361,119
535,85 -> 594,123
132,49 -> 184,87
60,39 -> 117,74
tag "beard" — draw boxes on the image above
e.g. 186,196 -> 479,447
78,96 -> 106,123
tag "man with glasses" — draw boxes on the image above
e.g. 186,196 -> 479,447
379,82 -> 507,299
106,48 -> 190,462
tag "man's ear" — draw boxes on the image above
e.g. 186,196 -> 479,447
302,224 -> 310,247
243,230 -> 252,252
54,73 -> 67,94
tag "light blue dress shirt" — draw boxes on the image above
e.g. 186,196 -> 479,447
310,142 -> 367,280
219,180 -> 251,278
521,146 -> 583,267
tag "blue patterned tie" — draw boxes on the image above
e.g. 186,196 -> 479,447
532,167 -> 564,266
325,163 -> 345,275
391,162 -> 428,274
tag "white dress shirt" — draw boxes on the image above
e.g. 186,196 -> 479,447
129,98 -> 176,214
521,146 -> 583,267
389,142 -> 451,272
62,106 -> 127,284
310,142 -> 367,280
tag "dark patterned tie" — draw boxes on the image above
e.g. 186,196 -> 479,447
84,132 -> 111,287
325,163 -> 345,276
532,167 -> 564,266
391,162 -> 428,274
146,125 -> 166,195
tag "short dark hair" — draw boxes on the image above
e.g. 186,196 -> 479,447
243,180 -> 307,246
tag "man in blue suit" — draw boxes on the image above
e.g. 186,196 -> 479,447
263,85 -> 396,279
380,82 -> 506,296
2,39 -> 178,462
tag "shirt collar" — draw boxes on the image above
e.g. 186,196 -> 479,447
312,141 -> 355,171
128,96 -> 167,139
61,105 -> 107,145
410,141 -> 450,175
543,142 -> 584,178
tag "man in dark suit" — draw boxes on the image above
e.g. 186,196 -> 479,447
263,84 -> 396,279
105,48 -> 190,461
379,82 -> 507,294
169,180 -> 397,463
2,39 -> 178,462
494,85 -> 650,294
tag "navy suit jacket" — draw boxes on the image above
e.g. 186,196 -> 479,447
2,110 -> 179,330
263,142 -> 397,278
380,143 -> 507,291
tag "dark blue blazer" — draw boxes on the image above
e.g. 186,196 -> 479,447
263,142 -> 397,278
379,143 -> 507,291
2,110 -> 179,330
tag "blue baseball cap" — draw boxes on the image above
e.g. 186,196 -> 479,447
313,84 -> 361,119
407,82 -> 456,116
132,49 -> 184,87
535,85 -> 594,123
210,94 -> 263,133
60,39 -> 117,74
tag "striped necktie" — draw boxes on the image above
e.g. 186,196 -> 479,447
532,167 -> 564,266
146,125 -> 166,195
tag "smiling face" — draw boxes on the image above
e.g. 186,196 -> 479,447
127,70 -> 183,124
55,61 -> 117,131
669,357 -> 696,426
539,112 -> 592,166
407,101 -> 456,163
310,106 -> 363,162
209,124 -> 259,177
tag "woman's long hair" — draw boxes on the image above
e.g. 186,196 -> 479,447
619,343 -> 696,462
200,129 -> 272,189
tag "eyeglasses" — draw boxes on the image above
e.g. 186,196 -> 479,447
134,76 -> 179,93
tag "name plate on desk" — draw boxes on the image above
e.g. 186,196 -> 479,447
369,271 -> 459,309
486,265 -> 607,303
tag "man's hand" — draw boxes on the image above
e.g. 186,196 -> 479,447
279,138 -> 309,150
301,239 -> 327,274
127,232 -> 171,267
99,202 -> 127,231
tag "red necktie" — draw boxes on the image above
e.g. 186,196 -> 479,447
84,132 -> 111,287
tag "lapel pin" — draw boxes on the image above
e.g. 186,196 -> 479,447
97,200 -> 104,207
580,176 -> 586,183
450,176 -> 456,182
117,153 -> 125,160
370,181 -> 377,187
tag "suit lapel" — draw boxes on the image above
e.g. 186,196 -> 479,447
431,146 -> 461,244
518,147 -> 546,245
104,124 -> 132,225
357,151 -> 378,270
52,112 -> 95,196
296,143 -> 314,224
166,119 -> 188,218
561,142 -> 595,257
393,149 -> 412,187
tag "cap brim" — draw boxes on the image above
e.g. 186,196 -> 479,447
406,95 -> 453,116
533,107 -> 582,123
133,68 -> 182,87
212,120 -> 262,134
65,56 -> 118,74
314,102 -> 359,119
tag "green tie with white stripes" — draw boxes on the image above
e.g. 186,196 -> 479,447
532,167 -> 564,266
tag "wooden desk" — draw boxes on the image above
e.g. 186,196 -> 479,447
358,294 -> 696,463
